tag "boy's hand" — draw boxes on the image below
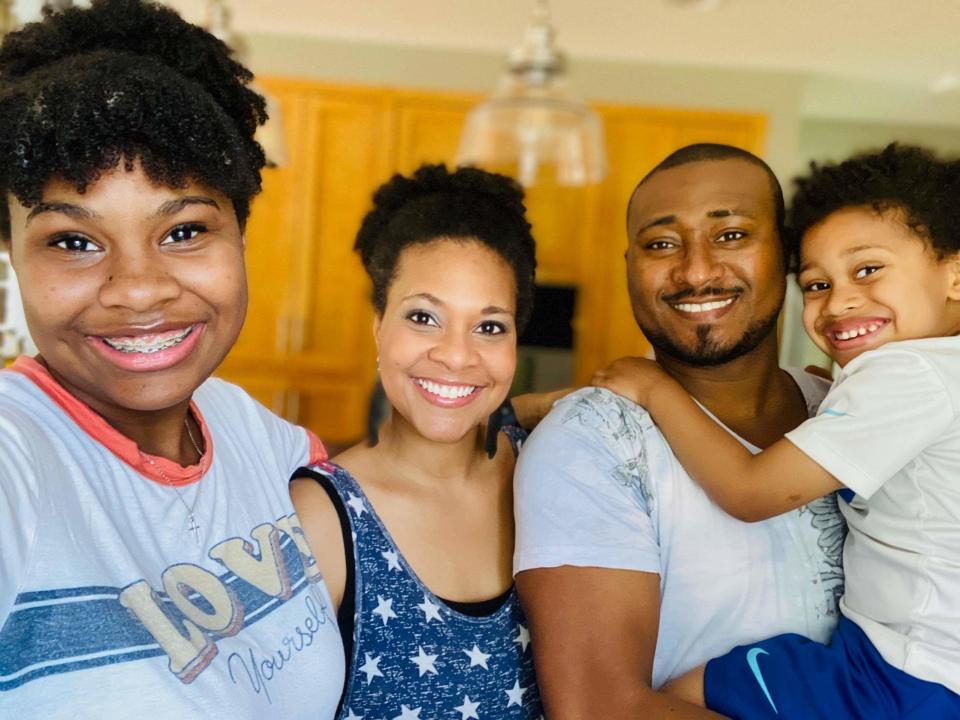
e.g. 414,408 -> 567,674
592,356 -> 668,407
512,387 -> 577,430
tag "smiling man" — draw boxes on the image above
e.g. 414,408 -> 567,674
513,144 -> 846,718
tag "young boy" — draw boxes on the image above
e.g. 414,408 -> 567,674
596,143 -> 960,718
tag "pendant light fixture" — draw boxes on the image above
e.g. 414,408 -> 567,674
456,0 -> 607,187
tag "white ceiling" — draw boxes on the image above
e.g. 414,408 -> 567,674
153,0 -> 960,91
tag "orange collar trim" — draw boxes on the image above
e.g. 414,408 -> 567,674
9,355 -> 213,487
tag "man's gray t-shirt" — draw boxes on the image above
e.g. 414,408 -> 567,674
514,369 -> 845,687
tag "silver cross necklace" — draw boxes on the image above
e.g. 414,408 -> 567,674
141,414 -> 205,544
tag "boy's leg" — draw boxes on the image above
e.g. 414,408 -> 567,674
662,665 -> 707,707
702,618 -> 960,720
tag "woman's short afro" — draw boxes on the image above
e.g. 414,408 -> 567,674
355,164 -> 537,331
0,0 -> 267,236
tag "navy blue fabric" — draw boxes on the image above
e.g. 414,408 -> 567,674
704,617 -> 960,719
315,437 -> 541,720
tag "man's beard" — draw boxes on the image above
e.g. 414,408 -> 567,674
640,307 -> 780,367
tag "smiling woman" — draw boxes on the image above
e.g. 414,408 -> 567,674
291,164 -> 544,719
0,0 -> 344,717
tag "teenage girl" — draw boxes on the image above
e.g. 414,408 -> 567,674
0,1 -> 343,716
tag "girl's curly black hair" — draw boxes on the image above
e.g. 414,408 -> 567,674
788,143 -> 960,262
355,164 -> 537,331
0,0 -> 267,238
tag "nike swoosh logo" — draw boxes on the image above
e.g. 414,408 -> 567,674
746,647 -> 778,714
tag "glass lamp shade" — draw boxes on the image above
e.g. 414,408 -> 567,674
457,73 -> 607,187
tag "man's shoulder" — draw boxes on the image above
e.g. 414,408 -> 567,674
519,388 -> 666,512
537,386 -> 656,443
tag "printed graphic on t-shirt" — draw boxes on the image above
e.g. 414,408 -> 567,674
563,387 -> 845,617
0,512 -> 334,697
560,388 -> 654,509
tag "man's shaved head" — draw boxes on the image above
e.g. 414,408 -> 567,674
629,143 -> 786,248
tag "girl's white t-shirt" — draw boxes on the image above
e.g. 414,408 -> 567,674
0,357 -> 345,718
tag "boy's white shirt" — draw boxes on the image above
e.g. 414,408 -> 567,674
787,336 -> 960,694
0,366 -> 344,718
514,368 -> 845,688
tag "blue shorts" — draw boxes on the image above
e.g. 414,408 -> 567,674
704,618 -> 960,719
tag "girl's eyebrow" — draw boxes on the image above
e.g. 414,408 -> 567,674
149,196 -> 219,219
26,202 -> 98,224
25,195 -> 219,226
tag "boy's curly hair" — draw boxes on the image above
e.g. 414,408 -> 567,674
788,143 -> 960,262
0,0 -> 267,237
355,164 -> 537,331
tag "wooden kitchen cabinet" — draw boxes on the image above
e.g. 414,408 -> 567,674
218,79 -> 390,443
217,77 -> 765,445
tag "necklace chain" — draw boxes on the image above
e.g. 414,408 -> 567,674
141,414 -> 205,544
184,413 -> 203,458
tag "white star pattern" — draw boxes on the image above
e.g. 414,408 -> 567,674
372,595 -> 397,626
345,710 -> 364,720
346,492 -> 367,517
382,549 -> 401,571
505,679 -> 527,707
417,595 -> 444,624
392,705 -> 422,720
409,645 -> 439,676
463,644 -> 491,670
513,623 -> 531,653
360,652 -> 383,685
455,695 -> 481,719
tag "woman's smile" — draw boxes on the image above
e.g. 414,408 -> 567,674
412,376 -> 484,408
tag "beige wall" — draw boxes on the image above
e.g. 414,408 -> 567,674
800,118 -> 960,165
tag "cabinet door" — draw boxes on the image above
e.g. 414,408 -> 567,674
287,85 -> 390,443
573,108 -> 766,383
222,82 -> 307,371
393,92 -> 476,173
219,79 -> 390,444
